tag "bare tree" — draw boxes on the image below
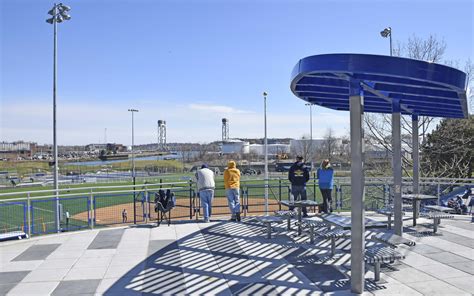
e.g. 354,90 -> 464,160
290,136 -> 314,162
320,128 -> 338,159
364,34 -> 460,177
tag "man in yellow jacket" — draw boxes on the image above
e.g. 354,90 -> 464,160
224,160 -> 241,221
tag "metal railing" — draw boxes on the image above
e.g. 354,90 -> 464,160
1,177 -> 471,239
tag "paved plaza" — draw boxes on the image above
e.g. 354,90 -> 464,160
0,214 -> 472,295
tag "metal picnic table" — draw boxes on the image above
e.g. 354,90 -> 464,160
317,213 -> 387,230
279,199 -> 320,235
402,194 -> 438,226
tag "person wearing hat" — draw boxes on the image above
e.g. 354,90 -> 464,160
195,164 -> 215,222
224,160 -> 241,221
317,159 -> 334,213
288,155 -> 310,217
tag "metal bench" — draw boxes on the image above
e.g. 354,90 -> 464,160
0,231 -> 28,242
300,219 -> 329,243
365,245 -> 405,281
254,216 -> 284,239
274,210 -> 297,230
420,212 -> 454,233
376,207 -> 404,230
370,232 -> 416,249
313,227 -> 350,256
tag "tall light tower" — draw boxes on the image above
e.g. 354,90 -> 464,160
222,118 -> 229,142
46,3 -> 71,233
128,109 -> 139,187
380,27 -> 392,56
157,120 -> 167,151
263,92 -> 269,215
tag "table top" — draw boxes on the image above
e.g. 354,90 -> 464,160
424,205 -> 454,213
402,194 -> 438,201
280,199 -> 321,207
317,213 -> 387,230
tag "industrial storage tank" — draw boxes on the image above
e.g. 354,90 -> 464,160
221,139 -> 250,154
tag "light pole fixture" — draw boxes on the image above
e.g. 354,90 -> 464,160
128,109 -> 139,187
380,27 -> 392,56
263,91 -> 269,215
46,3 -> 71,233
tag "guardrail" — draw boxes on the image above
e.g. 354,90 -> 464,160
1,177 -> 471,240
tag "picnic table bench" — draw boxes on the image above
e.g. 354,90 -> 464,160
370,232 -> 416,248
423,205 -> 455,213
253,216 -> 284,239
365,245 -> 405,281
274,210 -> 297,230
0,231 -> 28,242
376,207 -> 405,230
419,211 -> 454,233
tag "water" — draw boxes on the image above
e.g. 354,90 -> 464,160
65,154 -> 181,166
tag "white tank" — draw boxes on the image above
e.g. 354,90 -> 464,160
222,140 -> 250,154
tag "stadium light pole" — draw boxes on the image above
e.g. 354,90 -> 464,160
380,27 -> 392,56
128,109 -> 139,187
263,92 -> 269,215
46,3 -> 71,233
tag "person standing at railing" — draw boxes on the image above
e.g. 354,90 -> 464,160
195,164 -> 216,223
288,156 -> 310,217
224,160 -> 241,222
317,159 -> 334,213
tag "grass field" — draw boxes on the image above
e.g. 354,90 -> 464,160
0,174 -> 387,237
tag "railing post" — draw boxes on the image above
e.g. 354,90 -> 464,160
89,188 -> 94,229
437,181 -> 441,205
278,178 -> 282,211
313,171 -> 317,202
27,192 -> 31,238
189,180 -> 193,219
144,187 -> 149,224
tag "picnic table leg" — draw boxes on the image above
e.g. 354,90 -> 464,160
413,200 -> 419,226
433,218 -> 438,233
309,226 -> 314,244
388,214 -> 392,230
330,237 -> 336,256
287,217 -> 291,230
374,262 -> 381,282
298,207 -> 302,235
267,223 -> 272,239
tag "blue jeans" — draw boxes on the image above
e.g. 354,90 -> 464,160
291,185 -> 307,215
226,188 -> 240,216
200,189 -> 214,220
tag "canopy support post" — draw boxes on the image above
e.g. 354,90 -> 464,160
349,79 -> 365,294
392,99 -> 403,236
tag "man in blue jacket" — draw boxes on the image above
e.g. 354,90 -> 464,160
317,159 -> 334,213
288,156 -> 310,217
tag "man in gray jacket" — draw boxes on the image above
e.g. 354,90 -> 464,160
195,164 -> 215,222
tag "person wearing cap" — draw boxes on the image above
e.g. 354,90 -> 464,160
224,160 -> 241,221
317,159 -> 334,213
195,164 -> 215,222
288,155 -> 310,217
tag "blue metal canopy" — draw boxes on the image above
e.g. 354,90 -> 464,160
290,54 -> 468,118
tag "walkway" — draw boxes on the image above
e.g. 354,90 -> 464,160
0,214 -> 473,295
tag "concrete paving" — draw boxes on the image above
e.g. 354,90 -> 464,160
0,214 -> 472,295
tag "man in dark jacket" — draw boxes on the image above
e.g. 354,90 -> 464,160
288,156 -> 310,217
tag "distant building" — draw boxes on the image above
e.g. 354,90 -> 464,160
85,143 -> 126,153
0,141 -> 37,159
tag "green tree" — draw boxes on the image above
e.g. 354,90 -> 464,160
421,116 -> 473,179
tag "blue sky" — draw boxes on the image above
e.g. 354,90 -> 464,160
1,0 -> 473,145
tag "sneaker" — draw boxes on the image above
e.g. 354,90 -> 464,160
204,218 -> 210,223
236,213 -> 241,222
229,218 -> 237,222
302,213 -> 309,218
